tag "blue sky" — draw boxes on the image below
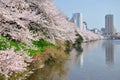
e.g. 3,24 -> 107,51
53,0 -> 120,32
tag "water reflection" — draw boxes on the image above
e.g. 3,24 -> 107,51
75,50 -> 84,68
70,49 -> 84,68
82,40 -> 115,66
82,41 -> 102,53
26,60 -> 69,80
105,40 -> 114,66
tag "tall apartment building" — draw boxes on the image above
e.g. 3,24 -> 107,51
71,13 -> 85,30
105,14 -> 115,36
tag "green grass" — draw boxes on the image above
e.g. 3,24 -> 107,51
27,49 -> 43,56
28,39 -> 55,56
0,35 -> 55,56
32,39 -> 54,48
0,36 -> 26,51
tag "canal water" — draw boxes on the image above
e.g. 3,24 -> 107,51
27,40 -> 120,80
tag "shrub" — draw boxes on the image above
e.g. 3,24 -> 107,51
65,40 -> 72,53
73,31 -> 83,51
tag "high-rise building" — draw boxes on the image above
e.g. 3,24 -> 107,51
105,14 -> 115,36
71,13 -> 84,30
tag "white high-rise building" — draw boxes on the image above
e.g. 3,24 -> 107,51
105,14 -> 115,36
71,13 -> 84,30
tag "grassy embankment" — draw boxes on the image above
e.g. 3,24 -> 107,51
0,35 -> 55,56
0,31 -> 83,59
0,35 -> 69,66
0,31 -> 83,60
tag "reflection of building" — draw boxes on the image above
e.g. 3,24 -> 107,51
75,52 -> 84,68
70,49 -> 84,68
105,41 -> 114,66
105,14 -> 115,36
